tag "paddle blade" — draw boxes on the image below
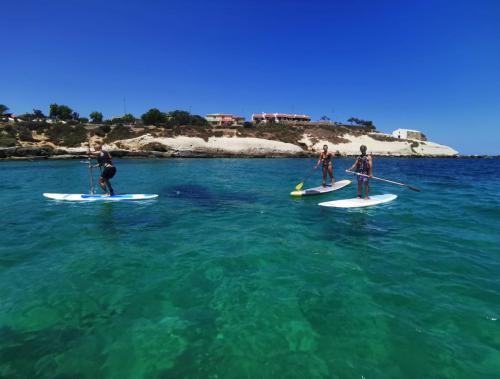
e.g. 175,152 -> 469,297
408,185 -> 421,192
295,182 -> 304,191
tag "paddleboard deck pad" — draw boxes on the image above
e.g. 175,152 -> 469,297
43,193 -> 158,201
318,194 -> 397,208
291,179 -> 351,196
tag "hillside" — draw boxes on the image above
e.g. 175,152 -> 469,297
0,121 -> 458,159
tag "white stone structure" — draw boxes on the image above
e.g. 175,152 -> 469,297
392,128 -> 427,141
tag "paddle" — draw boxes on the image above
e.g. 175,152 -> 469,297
345,170 -> 421,192
295,166 -> 318,191
87,138 -> 95,194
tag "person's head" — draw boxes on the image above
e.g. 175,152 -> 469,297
360,145 -> 367,155
323,144 -> 328,152
94,143 -> 102,151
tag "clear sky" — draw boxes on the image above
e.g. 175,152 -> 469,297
2,0 -> 499,154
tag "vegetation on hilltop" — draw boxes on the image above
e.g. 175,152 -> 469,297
0,104 -> 9,115
0,103 -> 386,151
90,111 -> 103,123
141,109 -> 208,127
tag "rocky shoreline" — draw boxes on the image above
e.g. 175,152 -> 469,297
1,119 -> 464,159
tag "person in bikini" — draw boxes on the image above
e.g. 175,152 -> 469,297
315,144 -> 335,187
348,145 -> 373,199
88,143 -> 117,196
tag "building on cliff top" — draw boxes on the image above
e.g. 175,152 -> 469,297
392,128 -> 427,141
252,113 -> 311,124
205,114 -> 245,127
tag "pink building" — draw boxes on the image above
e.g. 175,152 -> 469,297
205,113 -> 245,126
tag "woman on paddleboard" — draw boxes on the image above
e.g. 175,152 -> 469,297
88,143 -> 116,196
315,145 -> 335,187
349,145 -> 373,199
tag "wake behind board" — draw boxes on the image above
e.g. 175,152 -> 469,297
43,193 -> 158,201
318,194 -> 397,208
290,179 -> 351,197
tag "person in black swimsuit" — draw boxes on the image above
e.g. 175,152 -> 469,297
88,143 -> 116,196
315,144 -> 335,187
348,145 -> 373,199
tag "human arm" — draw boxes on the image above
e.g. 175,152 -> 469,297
348,158 -> 359,172
315,153 -> 322,168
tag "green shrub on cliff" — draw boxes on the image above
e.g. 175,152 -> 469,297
369,133 -> 399,142
94,124 -> 111,137
46,124 -> 88,147
104,125 -> 137,142
18,126 -> 34,142
0,137 -> 17,147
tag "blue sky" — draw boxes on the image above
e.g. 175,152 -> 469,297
2,0 -> 499,154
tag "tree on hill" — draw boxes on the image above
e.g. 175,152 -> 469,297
33,109 -> 46,119
49,104 -> 74,120
0,104 -> 9,115
89,111 -> 103,123
122,113 -> 136,124
347,117 -> 359,125
141,108 -> 166,125
320,115 -> 331,122
347,117 -> 376,130
166,110 -> 191,126
165,110 -> 208,127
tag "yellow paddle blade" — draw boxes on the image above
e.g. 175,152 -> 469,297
295,182 -> 304,191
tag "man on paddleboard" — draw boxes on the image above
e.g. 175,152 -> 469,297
348,145 -> 372,199
88,143 -> 116,196
315,144 -> 335,187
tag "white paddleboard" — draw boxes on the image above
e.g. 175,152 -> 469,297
291,179 -> 351,197
318,194 -> 397,208
43,193 -> 158,201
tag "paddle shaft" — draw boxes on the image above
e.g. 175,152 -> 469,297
294,165 -> 319,190
346,170 -> 420,192
302,166 -> 318,183
88,139 -> 95,194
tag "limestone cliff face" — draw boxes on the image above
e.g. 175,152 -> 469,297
299,133 -> 458,156
107,132 -> 458,157
1,131 -> 458,158
108,135 -> 305,157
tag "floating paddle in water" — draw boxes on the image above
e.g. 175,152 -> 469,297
294,166 -> 318,191
346,170 -> 421,192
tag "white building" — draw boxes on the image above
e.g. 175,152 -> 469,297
252,113 -> 311,124
392,129 -> 427,141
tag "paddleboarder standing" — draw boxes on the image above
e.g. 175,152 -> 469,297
315,144 -> 335,187
88,143 -> 116,196
348,145 -> 373,199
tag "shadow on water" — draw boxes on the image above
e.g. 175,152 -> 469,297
318,207 -> 399,245
163,184 -> 258,209
96,202 -> 170,235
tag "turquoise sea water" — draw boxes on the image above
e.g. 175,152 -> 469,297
1,158 -> 499,379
